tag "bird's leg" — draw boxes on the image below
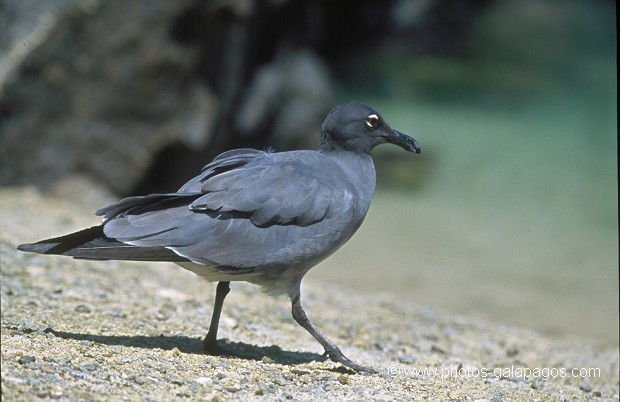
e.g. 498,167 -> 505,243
291,295 -> 376,373
203,281 -> 231,354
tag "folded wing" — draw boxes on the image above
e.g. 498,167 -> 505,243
98,149 -> 347,268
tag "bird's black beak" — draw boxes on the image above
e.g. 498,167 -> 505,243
385,129 -> 421,154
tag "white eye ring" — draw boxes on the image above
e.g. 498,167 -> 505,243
365,114 -> 379,128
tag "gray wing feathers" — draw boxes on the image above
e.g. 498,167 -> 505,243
178,148 -> 265,193
96,194 -> 195,221
99,150 -> 345,269
190,163 -> 336,227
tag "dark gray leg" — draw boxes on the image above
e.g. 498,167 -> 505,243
291,295 -> 376,373
203,281 -> 231,353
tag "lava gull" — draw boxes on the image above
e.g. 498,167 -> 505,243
18,101 -> 420,373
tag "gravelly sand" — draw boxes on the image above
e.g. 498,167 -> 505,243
1,179 -> 618,401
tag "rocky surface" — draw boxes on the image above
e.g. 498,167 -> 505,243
3,0 -> 481,196
0,0 -> 338,195
1,180 -> 618,401
0,0 -> 212,195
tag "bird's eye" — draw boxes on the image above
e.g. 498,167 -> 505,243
365,114 -> 379,129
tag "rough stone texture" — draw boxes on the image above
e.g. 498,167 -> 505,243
0,0 -> 213,195
0,0 -> 85,84
0,0 -> 341,196
235,50 -> 334,150
1,181 -> 618,401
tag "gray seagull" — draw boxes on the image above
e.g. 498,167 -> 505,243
18,101 -> 420,373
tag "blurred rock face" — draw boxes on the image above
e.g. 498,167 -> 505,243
0,0 -> 212,195
1,0 -> 493,195
235,51 -> 333,150
6,0 -> 441,195
0,0 -> 343,195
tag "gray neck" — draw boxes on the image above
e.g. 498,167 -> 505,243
319,130 -> 373,154
327,150 -> 376,213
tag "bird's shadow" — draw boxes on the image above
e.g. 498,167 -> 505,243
46,328 -> 333,369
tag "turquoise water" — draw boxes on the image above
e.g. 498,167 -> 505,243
312,21 -> 617,345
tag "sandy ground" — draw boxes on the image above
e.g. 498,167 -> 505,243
1,179 -> 618,401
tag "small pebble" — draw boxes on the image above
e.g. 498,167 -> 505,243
275,375 -> 288,386
430,345 -> 447,354
398,353 -> 416,364
505,345 -> 519,357
195,376 -> 212,384
167,375 -> 184,385
18,355 -> 36,364
579,382 -> 592,392
20,320 -> 36,333
75,304 -> 91,313
81,363 -> 98,371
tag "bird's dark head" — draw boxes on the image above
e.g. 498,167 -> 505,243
319,101 -> 421,155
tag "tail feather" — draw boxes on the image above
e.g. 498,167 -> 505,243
18,226 -> 104,255
17,226 -> 188,262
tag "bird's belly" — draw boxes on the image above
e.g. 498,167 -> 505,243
174,209 -> 365,297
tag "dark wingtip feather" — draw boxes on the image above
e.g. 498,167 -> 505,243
17,242 -> 57,254
17,226 -> 105,255
17,225 -> 189,262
